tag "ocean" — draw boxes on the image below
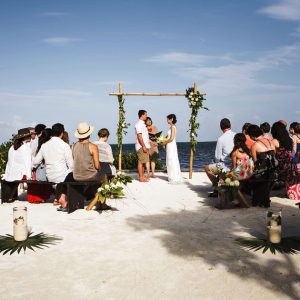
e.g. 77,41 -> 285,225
111,142 -> 216,171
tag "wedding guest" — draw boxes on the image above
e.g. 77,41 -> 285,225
145,117 -> 159,178
260,122 -> 273,141
205,118 -> 235,196
248,125 -> 276,207
289,122 -> 300,156
279,120 -> 287,127
135,110 -> 151,182
2,128 -> 32,202
33,123 -> 73,206
62,131 -> 70,144
242,123 -> 254,149
229,133 -> 254,180
30,124 -> 46,158
94,128 -> 116,177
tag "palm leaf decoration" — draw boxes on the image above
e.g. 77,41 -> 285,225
236,237 -> 300,255
0,232 -> 62,255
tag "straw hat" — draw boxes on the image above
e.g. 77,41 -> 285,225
13,128 -> 32,140
74,122 -> 94,139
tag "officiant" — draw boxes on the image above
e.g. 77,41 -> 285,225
146,117 -> 160,178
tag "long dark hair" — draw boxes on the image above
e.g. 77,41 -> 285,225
13,139 -> 23,151
36,128 -> 52,155
271,121 -> 293,151
231,133 -> 251,157
167,114 -> 177,124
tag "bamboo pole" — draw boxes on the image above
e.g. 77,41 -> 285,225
118,83 -> 123,172
189,82 -> 197,179
109,92 -> 206,96
86,193 -> 99,210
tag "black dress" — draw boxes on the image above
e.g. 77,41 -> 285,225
252,150 -> 276,207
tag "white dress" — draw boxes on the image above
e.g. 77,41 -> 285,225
166,125 -> 182,183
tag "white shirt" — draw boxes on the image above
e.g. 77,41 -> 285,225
30,138 -> 38,160
135,119 -> 150,151
93,141 -> 114,163
4,143 -> 32,181
33,137 -> 73,183
215,129 -> 235,169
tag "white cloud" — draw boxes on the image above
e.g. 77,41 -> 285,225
258,0 -> 300,21
43,37 -> 83,46
145,52 -> 233,65
39,12 -> 69,17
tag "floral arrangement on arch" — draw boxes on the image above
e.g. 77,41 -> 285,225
117,95 -> 130,152
185,87 -> 208,153
97,172 -> 133,203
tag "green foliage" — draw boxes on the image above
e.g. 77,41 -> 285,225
112,173 -> 133,185
236,237 -> 300,255
113,152 -> 164,170
185,87 -> 208,153
0,141 -> 12,175
117,95 -> 130,153
97,180 -> 125,203
0,232 -> 62,255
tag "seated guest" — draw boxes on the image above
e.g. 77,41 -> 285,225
248,125 -> 276,207
93,128 -> 116,177
229,133 -> 254,180
289,122 -> 300,159
2,128 -> 32,202
271,121 -> 299,199
205,118 -> 235,195
260,122 -> 273,141
242,123 -> 254,150
33,123 -> 73,206
30,124 -> 46,159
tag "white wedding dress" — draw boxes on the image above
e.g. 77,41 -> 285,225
166,125 -> 182,184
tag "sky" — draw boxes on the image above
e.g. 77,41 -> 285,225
0,0 -> 300,144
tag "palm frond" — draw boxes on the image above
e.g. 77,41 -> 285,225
0,232 -> 62,255
236,237 -> 300,255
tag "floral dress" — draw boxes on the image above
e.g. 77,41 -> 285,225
229,155 -> 254,180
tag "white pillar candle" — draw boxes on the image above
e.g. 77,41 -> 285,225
267,225 -> 282,244
13,206 -> 28,241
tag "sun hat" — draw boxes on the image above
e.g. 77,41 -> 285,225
13,128 -> 32,140
74,122 -> 94,139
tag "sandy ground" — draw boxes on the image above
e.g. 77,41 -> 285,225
1,172 -> 300,300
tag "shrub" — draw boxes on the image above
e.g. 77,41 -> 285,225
113,152 -> 165,170
0,141 -> 12,175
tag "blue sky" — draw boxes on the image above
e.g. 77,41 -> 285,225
0,0 -> 300,143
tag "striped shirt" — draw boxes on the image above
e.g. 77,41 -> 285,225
93,141 -> 114,163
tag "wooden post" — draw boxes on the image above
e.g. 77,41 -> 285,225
189,82 -> 197,179
118,83 -> 123,172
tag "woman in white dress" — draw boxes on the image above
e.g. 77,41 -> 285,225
163,114 -> 182,183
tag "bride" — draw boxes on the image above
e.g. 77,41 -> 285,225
163,114 -> 182,184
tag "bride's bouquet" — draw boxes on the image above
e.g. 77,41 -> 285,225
157,133 -> 168,144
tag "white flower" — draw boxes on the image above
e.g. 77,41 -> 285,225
229,181 -> 235,187
97,187 -> 103,192
191,133 -> 195,137
234,180 -> 240,187
104,184 -> 109,189
225,178 -> 231,185
221,169 -> 227,174
191,101 -> 196,105
188,95 -> 192,99
190,92 -> 194,96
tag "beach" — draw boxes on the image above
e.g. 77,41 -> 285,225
1,172 -> 300,299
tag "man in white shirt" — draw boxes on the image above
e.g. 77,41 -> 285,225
135,110 -> 151,182
205,118 -> 235,196
33,123 -> 73,184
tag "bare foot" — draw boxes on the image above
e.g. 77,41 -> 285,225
140,177 -> 149,182
53,199 -> 60,206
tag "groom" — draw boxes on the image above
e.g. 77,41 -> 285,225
135,110 -> 152,182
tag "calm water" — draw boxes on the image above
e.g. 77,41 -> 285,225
111,142 -> 216,171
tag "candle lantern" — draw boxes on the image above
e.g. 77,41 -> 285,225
13,206 -> 28,241
266,208 -> 282,244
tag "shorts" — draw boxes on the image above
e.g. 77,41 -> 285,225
137,148 -> 150,164
149,147 -> 159,161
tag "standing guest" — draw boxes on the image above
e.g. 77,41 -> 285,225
248,125 -> 276,207
242,123 -> 254,149
260,122 -> 273,141
62,131 -> 70,145
33,123 -> 73,206
30,124 -> 46,158
135,110 -> 151,182
289,122 -> 300,157
205,118 -> 235,196
2,128 -> 32,202
94,128 -> 116,177
145,117 -> 159,178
